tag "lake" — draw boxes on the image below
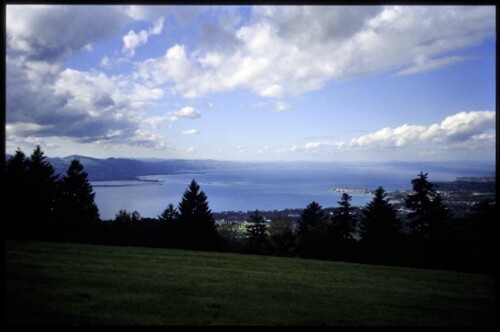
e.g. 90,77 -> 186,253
92,161 -> 494,220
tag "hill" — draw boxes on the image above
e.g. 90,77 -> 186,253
48,156 -> 228,181
5,240 -> 495,326
435,178 -> 496,193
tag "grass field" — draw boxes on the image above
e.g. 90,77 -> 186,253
4,239 -> 496,326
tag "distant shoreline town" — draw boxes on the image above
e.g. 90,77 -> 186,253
331,188 -> 372,194
330,175 -> 495,196
213,175 -> 495,223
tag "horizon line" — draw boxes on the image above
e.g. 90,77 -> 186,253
4,151 -> 496,166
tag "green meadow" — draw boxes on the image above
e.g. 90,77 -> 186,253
5,239 -> 495,326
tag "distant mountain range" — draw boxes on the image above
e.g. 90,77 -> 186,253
61,156 -> 244,181
5,154 -> 232,181
5,154 -> 495,183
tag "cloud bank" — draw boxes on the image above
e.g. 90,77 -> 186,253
135,6 -> 494,99
7,5 -> 129,61
288,111 -> 495,159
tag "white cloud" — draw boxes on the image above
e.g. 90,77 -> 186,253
7,56 -> 169,149
260,84 -> 284,98
123,5 -> 205,24
142,115 -> 166,129
124,5 -> 156,20
5,5 -> 207,153
122,18 -> 164,57
396,56 -> 474,76
129,129 -> 167,150
168,106 -> 201,121
287,111 -> 495,156
6,122 -> 54,135
5,134 -> 62,154
5,5 -> 167,149
149,18 -> 164,35
123,30 -> 149,57
137,44 -> 196,95
350,110 -> 496,148
53,68 -> 164,119
186,146 -> 197,153
182,129 -> 199,135
134,6 -> 494,99
143,106 -> 201,129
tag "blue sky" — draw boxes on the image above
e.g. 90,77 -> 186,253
6,5 -> 496,162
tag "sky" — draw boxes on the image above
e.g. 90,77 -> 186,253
5,5 -> 496,162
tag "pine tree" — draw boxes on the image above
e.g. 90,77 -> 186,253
176,179 -> 218,250
405,172 -> 449,240
5,149 -> 30,238
114,209 -> 133,224
26,145 -> 59,239
268,219 -> 295,256
405,172 -> 451,268
56,159 -> 100,242
158,203 -> 178,223
158,203 -> 178,246
332,193 -> 356,241
360,186 -> 401,263
327,193 -> 357,260
297,201 -> 324,235
295,201 -> 329,258
428,194 -> 450,239
245,210 -> 268,254
360,187 -> 400,241
471,198 -> 496,247
468,199 -> 496,272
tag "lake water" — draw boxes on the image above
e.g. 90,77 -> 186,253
92,161 -> 494,220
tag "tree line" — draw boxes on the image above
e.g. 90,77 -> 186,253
5,146 -> 100,242
4,146 -> 495,273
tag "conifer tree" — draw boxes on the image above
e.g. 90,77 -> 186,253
327,193 -> 357,260
295,201 -> 330,258
471,198 -> 495,248
360,187 -> 400,241
297,201 -> 324,236
405,172 -> 451,268
158,203 -> 178,246
176,179 -> 218,250
332,193 -> 356,241
5,149 -> 30,238
360,186 -> 401,263
114,209 -> 133,224
468,199 -> 496,272
405,172 -> 449,240
268,219 -> 295,256
245,210 -> 268,254
158,203 -> 178,223
56,159 -> 100,241
26,145 -> 59,239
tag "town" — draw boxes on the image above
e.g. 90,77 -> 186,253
213,175 -> 496,235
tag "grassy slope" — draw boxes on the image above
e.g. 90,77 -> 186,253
5,240 -> 496,326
